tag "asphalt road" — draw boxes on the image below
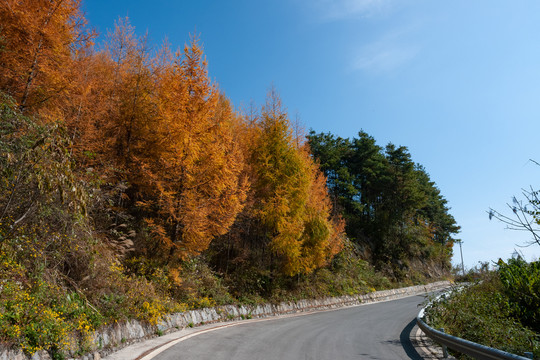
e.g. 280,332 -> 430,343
152,294 -> 429,360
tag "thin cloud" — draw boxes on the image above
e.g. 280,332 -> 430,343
353,44 -> 418,73
352,28 -> 420,74
313,0 -> 392,21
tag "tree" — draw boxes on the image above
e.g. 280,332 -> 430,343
0,92 -> 88,262
140,36 -> 248,261
300,148 -> 345,272
63,23 -> 249,263
0,0 -> 93,115
377,144 -> 427,262
306,131 -> 356,211
489,181 -> 540,247
249,89 -> 311,276
308,129 -> 460,278
211,91 -> 344,281
415,165 -> 460,246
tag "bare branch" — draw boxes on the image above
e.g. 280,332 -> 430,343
489,184 -> 540,247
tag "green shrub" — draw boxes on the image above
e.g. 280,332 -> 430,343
0,276 -> 102,356
426,275 -> 539,359
173,256 -> 234,307
497,257 -> 540,332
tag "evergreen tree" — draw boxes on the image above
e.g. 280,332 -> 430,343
308,130 -> 460,278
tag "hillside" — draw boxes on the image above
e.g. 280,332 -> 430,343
0,1 -> 459,357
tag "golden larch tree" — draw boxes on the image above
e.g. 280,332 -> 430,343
0,0 -> 93,115
240,89 -> 344,276
144,36 -> 247,260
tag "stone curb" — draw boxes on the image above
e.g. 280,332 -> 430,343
413,325 -> 457,359
0,280 -> 451,360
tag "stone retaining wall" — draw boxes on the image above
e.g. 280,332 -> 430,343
0,280 -> 451,360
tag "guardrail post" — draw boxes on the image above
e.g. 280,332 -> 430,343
524,352 -> 533,359
439,328 -> 449,358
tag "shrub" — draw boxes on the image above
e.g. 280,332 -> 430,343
497,257 -> 540,332
172,256 -> 233,307
426,275 -> 539,359
0,276 -> 102,357
0,95 -> 186,356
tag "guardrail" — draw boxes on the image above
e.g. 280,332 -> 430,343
416,299 -> 533,360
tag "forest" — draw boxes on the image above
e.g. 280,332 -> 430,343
0,0 -> 459,356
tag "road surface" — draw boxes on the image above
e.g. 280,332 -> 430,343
151,293 -> 429,360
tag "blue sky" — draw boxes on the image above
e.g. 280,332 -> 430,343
82,0 -> 540,269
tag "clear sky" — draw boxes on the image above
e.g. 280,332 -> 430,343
81,0 -> 540,269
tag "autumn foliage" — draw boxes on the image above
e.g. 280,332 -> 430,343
246,90 -> 343,276
0,0 -> 93,115
0,0 -> 459,327
0,1 -> 343,280
0,2 -> 464,356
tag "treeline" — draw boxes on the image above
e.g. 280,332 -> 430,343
0,0 -> 458,355
0,2 -> 343,277
308,131 -> 459,277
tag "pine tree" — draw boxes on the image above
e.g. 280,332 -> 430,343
308,130 -> 460,278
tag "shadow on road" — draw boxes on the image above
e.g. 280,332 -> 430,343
400,318 -> 424,360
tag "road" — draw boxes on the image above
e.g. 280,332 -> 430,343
151,294 -> 429,360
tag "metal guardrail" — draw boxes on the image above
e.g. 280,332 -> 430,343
416,302 -> 533,360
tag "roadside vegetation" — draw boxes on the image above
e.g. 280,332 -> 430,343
424,155 -> 540,359
426,257 -> 540,359
0,1 -> 458,358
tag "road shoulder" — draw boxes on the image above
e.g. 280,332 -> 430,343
104,291 -> 450,360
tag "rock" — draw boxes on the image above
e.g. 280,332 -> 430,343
31,351 -> 51,360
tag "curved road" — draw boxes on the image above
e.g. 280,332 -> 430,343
152,294 -> 428,360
